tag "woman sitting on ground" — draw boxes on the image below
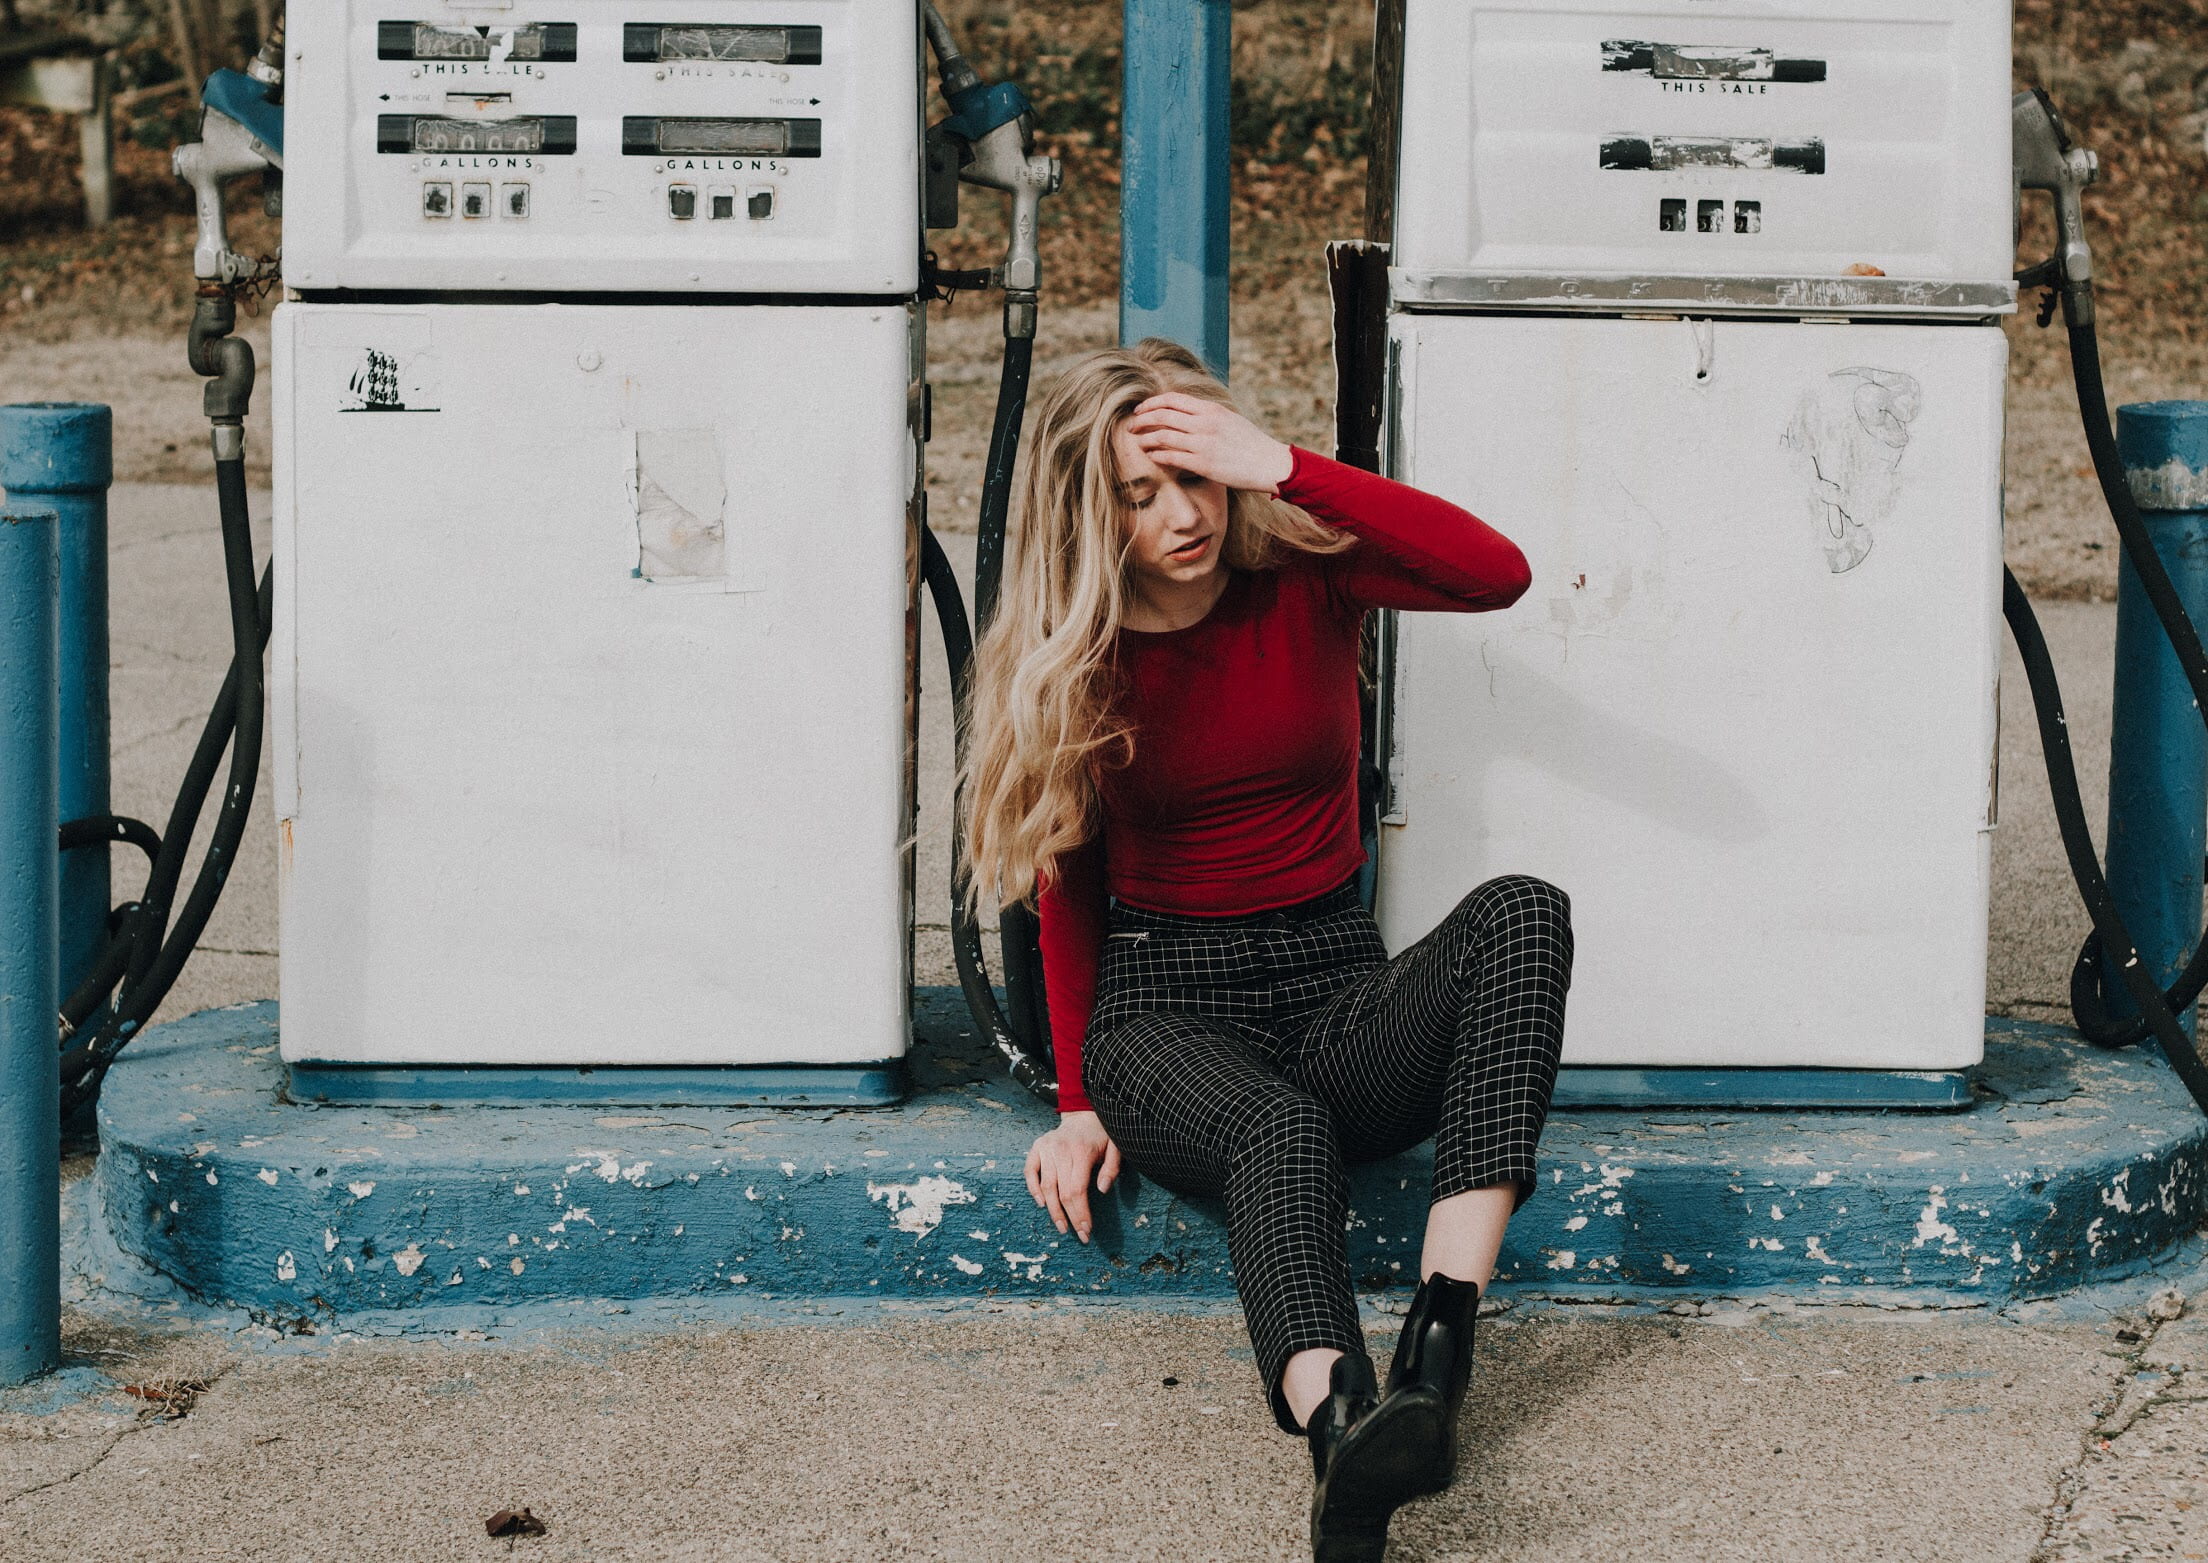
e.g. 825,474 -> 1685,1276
962,338 -> 1573,1561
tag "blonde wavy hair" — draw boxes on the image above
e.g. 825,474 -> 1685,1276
961,338 -> 1353,915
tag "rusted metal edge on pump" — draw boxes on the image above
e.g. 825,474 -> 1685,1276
1390,270 -> 2018,317
1553,1066 -> 1972,1112
284,1060 -> 906,1108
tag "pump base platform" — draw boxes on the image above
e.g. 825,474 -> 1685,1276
95,995 -> 2207,1317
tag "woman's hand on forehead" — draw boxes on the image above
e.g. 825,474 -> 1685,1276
1125,392 -> 1294,496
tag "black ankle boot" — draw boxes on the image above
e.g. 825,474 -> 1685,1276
1383,1272 -> 1482,1495
1306,1353 -> 1441,1563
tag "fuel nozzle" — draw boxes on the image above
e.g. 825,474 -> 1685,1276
2014,88 -> 2101,328
923,3 -> 1061,341
172,68 -> 284,285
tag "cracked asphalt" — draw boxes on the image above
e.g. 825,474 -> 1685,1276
3,308 -> 2206,1559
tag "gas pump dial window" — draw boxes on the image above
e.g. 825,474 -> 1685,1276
624,24 -> 822,65
623,117 -> 821,158
379,115 -> 578,155
377,22 -> 577,62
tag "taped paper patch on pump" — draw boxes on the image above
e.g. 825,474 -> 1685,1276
630,429 -> 727,581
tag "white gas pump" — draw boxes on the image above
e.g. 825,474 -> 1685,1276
1362,0 -> 2018,1085
255,2 -> 1019,1099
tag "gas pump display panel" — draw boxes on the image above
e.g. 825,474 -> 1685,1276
1374,313 -> 2005,1072
1390,0 -> 2014,309
285,0 -> 920,294
271,303 -> 917,1068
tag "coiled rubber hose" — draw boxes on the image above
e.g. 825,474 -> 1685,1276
58,455 -> 268,1114
924,331 -> 1059,1102
2006,321 -> 2208,1114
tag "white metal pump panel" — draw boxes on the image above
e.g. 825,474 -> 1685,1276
284,0 -> 920,294
1391,0 -> 2013,290
1375,314 -> 2005,1070
271,302 -> 916,1066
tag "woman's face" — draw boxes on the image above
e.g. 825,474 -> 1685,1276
1111,416 -> 1228,590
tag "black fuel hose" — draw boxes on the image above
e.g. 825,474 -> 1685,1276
59,815 -> 161,866
972,333 -> 1033,629
2048,324 -> 2208,1047
921,520 -> 1054,1100
59,458 -> 268,1113
927,327 -> 1058,1103
2005,570 -> 2208,1113
2003,319 -> 2208,1115
969,334 -> 1055,1066
64,567 -> 270,1044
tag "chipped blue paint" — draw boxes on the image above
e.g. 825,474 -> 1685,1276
2102,400 -> 2208,1027
1120,0 -> 1231,374
0,503 -> 59,1384
96,1000 -> 2208,1316
0,403 -> 110,999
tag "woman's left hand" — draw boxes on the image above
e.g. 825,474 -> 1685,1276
1124,392 -> 1295,494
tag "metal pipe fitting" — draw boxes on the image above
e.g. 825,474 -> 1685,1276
202,337 -> 257,429
248,4 -> 287,99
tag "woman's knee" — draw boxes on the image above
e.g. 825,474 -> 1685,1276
1450,873 -> 1572,938
1231,1087 -> 1339,1172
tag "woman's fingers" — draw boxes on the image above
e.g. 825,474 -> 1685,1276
1055,1149 -> 1094,1242
1132,429 -> 1203,458
1133,391 -> 1216,419
1038,1148 -> 1070,1234
1124,407 -> 1202,437
1098,1139 -> 1122,1193
1025,1139 -> 1045,1207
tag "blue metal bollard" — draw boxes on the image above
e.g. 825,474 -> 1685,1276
2101,400 -> 2208,1032
0,404 -> 111,1004
1120,0 -> 1231,376
0,505 -> 60,1386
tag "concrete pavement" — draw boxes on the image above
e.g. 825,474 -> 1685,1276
0,1296 -> 2180,1563
3,481 -> 2204,1561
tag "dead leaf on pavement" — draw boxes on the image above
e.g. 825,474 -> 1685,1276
485,1508 -> 549,1539
121,1379 -> 209,1420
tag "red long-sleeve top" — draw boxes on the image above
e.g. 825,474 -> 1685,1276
1038,446 -> 1532,1112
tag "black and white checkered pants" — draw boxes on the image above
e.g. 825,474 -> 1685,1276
1082,873 -> 1573,1432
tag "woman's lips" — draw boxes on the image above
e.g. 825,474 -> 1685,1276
1168,535 -> 1212,561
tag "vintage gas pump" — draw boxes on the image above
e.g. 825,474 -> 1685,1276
133,0 -> 1047,1105
1355,0 -> 2017,1099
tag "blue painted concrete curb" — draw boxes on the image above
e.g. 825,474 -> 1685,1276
96,996 -> 2208,1318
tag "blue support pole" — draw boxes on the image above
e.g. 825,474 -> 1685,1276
0,404 -> 111,1002
2102,400 -> 2208,1031
1120,0 -> 1231,376
0,504 -> 60,1386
